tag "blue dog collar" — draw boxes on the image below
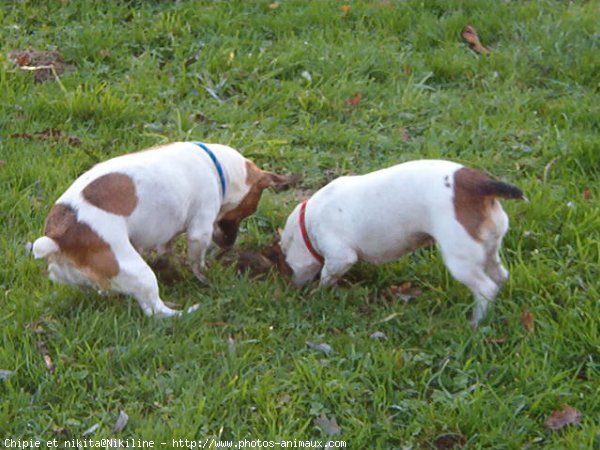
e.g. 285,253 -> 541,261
194,142 -> 226,197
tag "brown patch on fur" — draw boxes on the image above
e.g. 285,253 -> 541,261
453,167 -> 523,241
82,173 -> 137,216
453,168 -> 494,241
44,203 -> 119,287
215,161 -> 299,248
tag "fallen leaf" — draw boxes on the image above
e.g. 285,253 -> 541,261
112,410 -> 129,433
395,351 -> 404,369
582,188 -> 592,200
306,341 -> 334,355
0,370 -> 15,380
227,336 -> 236,355
461,25 -> 490,55
36,341 -> 55,373
576,367 -> 588,381
314,414 -> 341,436
377,312 -> 400,324
98,49 -> 110,59
388,281 -> 423,302
10,128 -> 81,146
82,423 -> 100,436
369,331 -> 387,340
484,336 -> 507,345
521,309 -> 534,333
52,426 -> 67,436
544,405 -> 582,431
345,94 -> 362,107
191,112 -> 213,123
268,2 -> 280,10
433,433 -> 466,449
340,5 -> 351,14
0,160 -> 6,166
398,127 -> 411,142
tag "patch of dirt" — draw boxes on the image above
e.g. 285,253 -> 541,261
8,48 -> 65,83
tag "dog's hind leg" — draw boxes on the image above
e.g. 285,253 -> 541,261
438,239 -> 500,327
484,247 -> 509,288
112,246 -> 199,317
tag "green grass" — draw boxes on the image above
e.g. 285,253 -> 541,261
1,0 -> 598,448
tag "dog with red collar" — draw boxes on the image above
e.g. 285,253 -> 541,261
33,142 -> 292,317
276,160 -> 524,327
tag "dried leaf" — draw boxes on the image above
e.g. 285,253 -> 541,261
227,336 -> 236,355
36,341 -> 55,373
98,49 -> 110,59
0,160 -> 6,166
484,336 -> 507,345
398,127 -> 411,142
340,5 -> 351,14
582,188 -> 592,200
112,410 -> 129,433
0,370 -> 15,380
521,309 -> 534,333
82,423 -> 100,436
268,2 -> 280,10
576,367 -> 588,381
544,405 -> 582,431
306,341 -> 334,355
461,25 -> 490,55
433,433 -> 466,449
345,94 -> 362,107
377,312 -> 400,324
10,128 -> 81,146
369,331 -> 387,340
315,414 -> 341,436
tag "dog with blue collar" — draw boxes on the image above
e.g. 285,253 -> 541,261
33,141 -> 295,318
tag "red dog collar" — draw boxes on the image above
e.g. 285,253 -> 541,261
299,200 -> 324,265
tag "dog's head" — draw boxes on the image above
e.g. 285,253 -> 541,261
213,157 -> 299,248
276,204 -> 323,286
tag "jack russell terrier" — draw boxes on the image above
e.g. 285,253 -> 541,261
33,142 -> 292,317
276,160 -> 524,327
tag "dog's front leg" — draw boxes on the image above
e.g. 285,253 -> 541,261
319,247 -> 358,287
187,223 -> 214,285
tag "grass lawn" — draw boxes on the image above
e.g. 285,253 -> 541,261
1,0 -> 598,448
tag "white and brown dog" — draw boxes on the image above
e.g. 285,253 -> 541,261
277,160 -> 524,327
33,142 -> 292,317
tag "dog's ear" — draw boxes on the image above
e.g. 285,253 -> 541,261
260,172 -> 301,191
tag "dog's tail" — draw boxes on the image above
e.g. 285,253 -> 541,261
32,236 -> 60,259
479,179 -> 525,200
456,167 -> 526,201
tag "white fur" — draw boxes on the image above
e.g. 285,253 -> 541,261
280,160 -> 513,327
34,142 -> 260,318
